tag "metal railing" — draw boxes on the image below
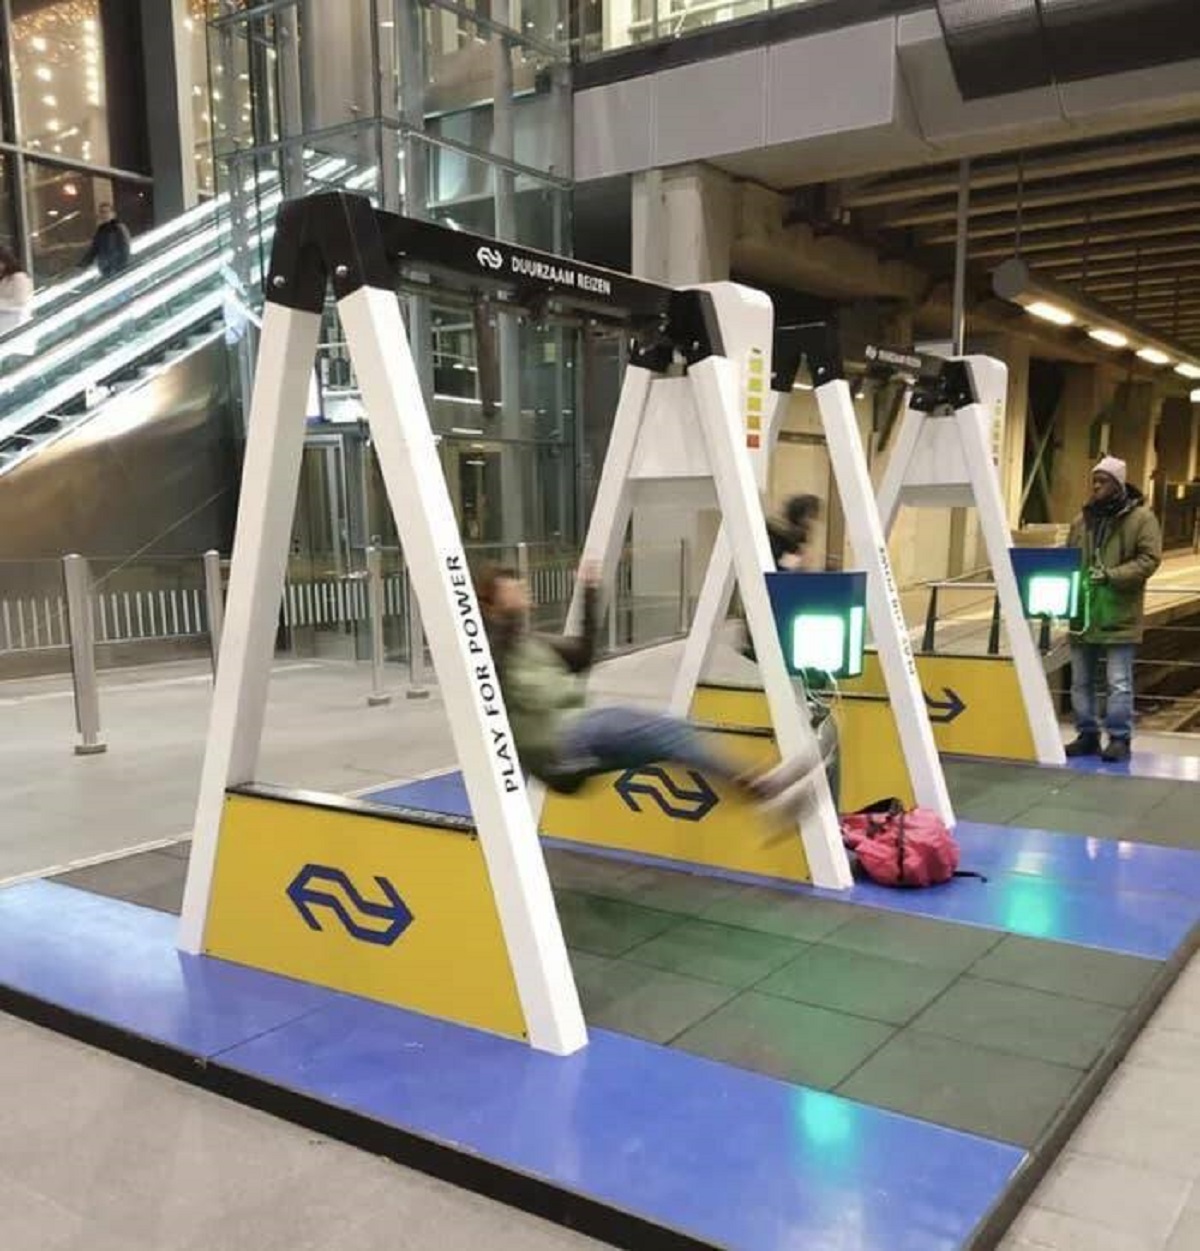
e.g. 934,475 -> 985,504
0,539 -> 699,753
917,568 -> 1200,733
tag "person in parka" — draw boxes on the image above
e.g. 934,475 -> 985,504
79,203 -> 131,279
1065,455 -> 1162,763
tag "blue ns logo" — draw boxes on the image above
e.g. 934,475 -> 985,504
286,864 -> 414,947
614,767 -> 719,822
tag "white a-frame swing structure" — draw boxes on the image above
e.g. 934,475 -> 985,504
873,348 -> 1065,766
565,296 -> 955,891
177,193 -> 593,1054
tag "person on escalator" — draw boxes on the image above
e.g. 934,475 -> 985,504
477,561 -> 816,805
0,247 -> 34,337
79,203 -> 131,279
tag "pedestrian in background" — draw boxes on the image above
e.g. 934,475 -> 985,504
1065,455 -> 1162,763
0,246 -> 34,337
79,203 -> 131,278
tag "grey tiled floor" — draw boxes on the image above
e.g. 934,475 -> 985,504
3,654 -> 1200,1250
0,1012 -> 604,1251
998,956 -> 1200,1251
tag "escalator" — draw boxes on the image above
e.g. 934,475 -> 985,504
0,153 -> 377,561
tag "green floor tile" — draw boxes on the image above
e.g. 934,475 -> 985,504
824,910 -> 1002,971
944,762 -> 1051,788
954,787 -> 1059,825
545,850 -> 639,898
567,949 -> 612,979
673,991 -> 893,1089
910,975 -> 1125,1069
971,935 -> 1159,1008
1135,797 -> 1200,850
838,1029 -> 1083,1147
698,885 -> 855,942
1008,803 -> 1141,840
758,945 -> 960,1025
613,866 -> 743,917
573,957 -> 737,1044
554,890 -> 680,957
626,920 -> 806,988
1057,773 -> 1182,812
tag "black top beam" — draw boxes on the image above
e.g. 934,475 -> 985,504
771,323 -> 978,412
264,192 -> 722,366
376,213 -> 674,329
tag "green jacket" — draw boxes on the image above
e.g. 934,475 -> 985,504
487,587 -> 599,781
1067,485 -> 1162,644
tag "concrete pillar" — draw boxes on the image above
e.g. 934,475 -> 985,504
628,165 -> 737,635
632,164 -> 735,286
1157,396 -> 1194,485
1048,365 -> 1108,523
1108,382 -> 1156,496
140,0 -> 197,218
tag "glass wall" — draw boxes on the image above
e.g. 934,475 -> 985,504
0,154 -> 18,253
0,0 -> 154,282
206,0 -> 582,553
580,0 -> 917,57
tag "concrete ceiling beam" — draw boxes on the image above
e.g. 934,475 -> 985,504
841,129 -> 1200,209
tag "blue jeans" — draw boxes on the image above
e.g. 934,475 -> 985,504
1070,642 -> 1135,741
559,706 -> 738,780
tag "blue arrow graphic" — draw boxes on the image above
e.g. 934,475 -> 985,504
614,766 -> 719,822
924,686 -> 966,724
286,864 -> 414,946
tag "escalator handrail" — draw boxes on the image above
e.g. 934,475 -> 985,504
0,160 -> 305,341
0,244 -> 235,417
0,289 -> 226,453
0,154 -> 353,356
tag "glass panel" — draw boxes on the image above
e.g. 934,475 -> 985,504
419,5 -> 564,178
296,0 -> 377,134
23,160 -> 152,282
0,156 -> 18,255
407,129 -> 568,247
206,6 -> 281,157
584,0 -> 919,54
9,0 -> 148,172
185,0 -> 218,197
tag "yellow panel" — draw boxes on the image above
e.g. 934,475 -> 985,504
542,729 -> 811,883
690,685 -> 914,813
748,377 -> 764,393
747,415 -> 762,432
206,793 -> 527,1040
841,651 -> 1038,762
747,396 -> 763,413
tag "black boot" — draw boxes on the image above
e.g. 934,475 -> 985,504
1101,738 -> 1131,763
1065,732 -> 1102,758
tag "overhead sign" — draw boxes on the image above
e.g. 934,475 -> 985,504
380,213 -> 671,325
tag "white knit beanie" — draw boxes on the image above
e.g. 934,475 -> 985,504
1092,455 -> 1127,488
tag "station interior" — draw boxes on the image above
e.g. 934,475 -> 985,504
1,3 -> 1199,1250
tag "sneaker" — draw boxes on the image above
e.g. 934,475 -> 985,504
1101,738 -> 1131,763
1065,733 -> 1102,758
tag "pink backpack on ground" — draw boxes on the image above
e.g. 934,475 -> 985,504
841,799 -> 983,888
